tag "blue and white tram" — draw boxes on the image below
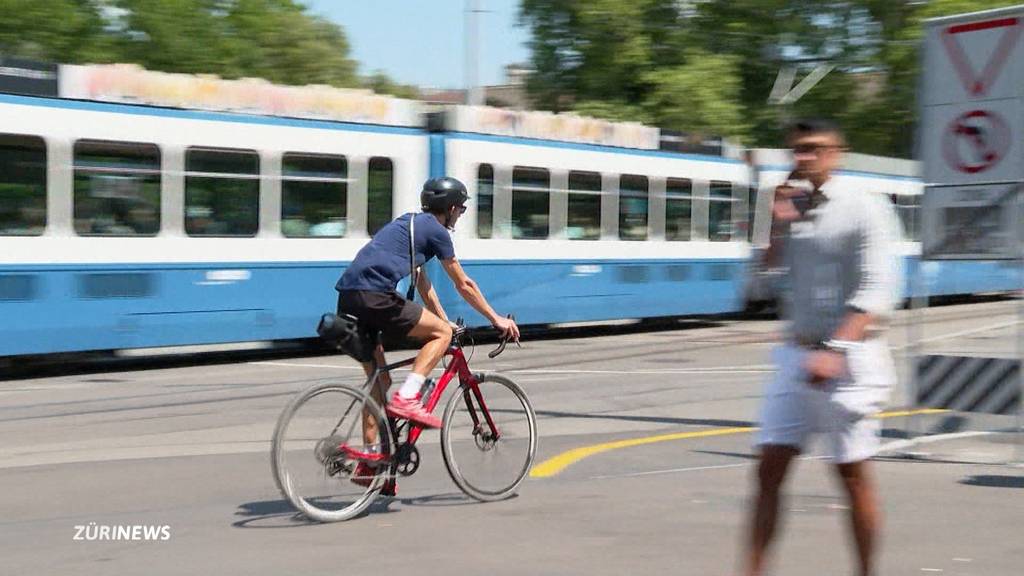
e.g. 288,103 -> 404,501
0,92 -> 429,356
436,111 -> 753,326
748,149 -> 1020,303
1,90 -> 757,356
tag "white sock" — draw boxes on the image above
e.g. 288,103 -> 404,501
397,373 -> 426,399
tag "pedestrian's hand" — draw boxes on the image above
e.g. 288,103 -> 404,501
804,350 -> 847,387
773,184 -> 803,223
493,316 -> 520,343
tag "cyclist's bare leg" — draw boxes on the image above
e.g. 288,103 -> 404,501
405,308 -> 453,379
359,344 -> 390,446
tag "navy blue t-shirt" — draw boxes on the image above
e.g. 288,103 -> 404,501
336,212 -> 456,293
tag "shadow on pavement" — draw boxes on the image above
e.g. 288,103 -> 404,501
959,474 -> 1024,489
232,491 -> 483,528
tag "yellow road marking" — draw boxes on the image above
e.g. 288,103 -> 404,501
529,408 -> 949,478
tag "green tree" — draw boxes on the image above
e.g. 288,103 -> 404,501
519,0 -> 747,139
113,0 -> 358,87
220,0 -> 358,86
847,0 -> 1024,155
0,0 -> 364,90
0,0 -> 113,63
363,71 -> 420,99
522,0 -> 1024,155
641,50 -> 748,137
112,0 -> 235,75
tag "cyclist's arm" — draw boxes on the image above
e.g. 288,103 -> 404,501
414,267 -> 449,322
439,258 -> 518,340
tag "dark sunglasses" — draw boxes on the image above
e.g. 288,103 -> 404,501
456,205 -> 467,214
793,143 -> 842,155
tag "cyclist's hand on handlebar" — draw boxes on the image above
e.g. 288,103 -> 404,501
493,316 -> 520,342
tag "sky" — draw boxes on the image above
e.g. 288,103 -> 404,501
304,1 -> 531,90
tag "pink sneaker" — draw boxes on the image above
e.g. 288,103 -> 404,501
386,393 -> 442,428
350,462 -> 376,488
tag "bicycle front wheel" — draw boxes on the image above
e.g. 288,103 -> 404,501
271,382 -> 391,522
441,373 -> 537,501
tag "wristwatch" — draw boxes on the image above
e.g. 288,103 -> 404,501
820,339 -> 859,354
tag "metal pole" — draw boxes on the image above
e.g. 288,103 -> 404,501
907,254 -> 926,447
1016,185 -> 1024,465
464,0 -> 483,106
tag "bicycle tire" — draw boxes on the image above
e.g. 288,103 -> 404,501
271,382 -> 392,522
441,373 -> 537,502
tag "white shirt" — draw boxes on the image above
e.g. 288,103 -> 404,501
780,178 -> 903,344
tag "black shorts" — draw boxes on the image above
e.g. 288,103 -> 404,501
337,290 -> 423,340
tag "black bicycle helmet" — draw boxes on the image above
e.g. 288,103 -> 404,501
420,176 -> 469,213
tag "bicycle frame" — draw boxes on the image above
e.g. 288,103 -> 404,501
364,343 -> 502,449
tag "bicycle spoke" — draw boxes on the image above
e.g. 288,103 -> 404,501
271,383 -> 391,522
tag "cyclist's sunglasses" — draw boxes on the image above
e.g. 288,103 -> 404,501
456,204 -> 467,214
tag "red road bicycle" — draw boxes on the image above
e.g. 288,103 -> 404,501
271,316 -> 537,522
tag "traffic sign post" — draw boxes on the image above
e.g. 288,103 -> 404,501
913,6 -> 1024,463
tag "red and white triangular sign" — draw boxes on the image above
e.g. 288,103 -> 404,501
942,17 -> 1022,97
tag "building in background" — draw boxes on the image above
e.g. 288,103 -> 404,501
421,64 -> 530,109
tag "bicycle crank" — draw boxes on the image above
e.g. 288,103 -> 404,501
395,443 -> 420,476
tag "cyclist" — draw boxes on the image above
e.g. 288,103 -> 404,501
334,176 -> 520,487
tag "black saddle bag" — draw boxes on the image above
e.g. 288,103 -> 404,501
316,313 -> 374,362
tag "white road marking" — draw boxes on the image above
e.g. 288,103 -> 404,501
590,462 -> 749,479
895,319 -> 1022,350
877,431 -> 993,454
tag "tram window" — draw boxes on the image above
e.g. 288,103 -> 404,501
73,140 -> 161,236
185,147 -> 259,237
567,171 -> 601,240
709,180 -> 734,242
0,134 -> 46,236
665,178 -> 692,241
511,166 -> 549,239
896,194 -> 920,242
281,153 -> 347,238
477,164 -> 494,239
619,174 -> 648,241
367,157 -> 393,236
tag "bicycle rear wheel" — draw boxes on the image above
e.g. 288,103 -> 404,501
441,373 -> 537,501
271,382 -> 392,522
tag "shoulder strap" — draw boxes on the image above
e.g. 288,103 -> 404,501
406,212 -> 417,301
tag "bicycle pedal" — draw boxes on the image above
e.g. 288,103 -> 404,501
337,444 -> 388,464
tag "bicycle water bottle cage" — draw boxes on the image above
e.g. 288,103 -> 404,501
316,313 -> 374,362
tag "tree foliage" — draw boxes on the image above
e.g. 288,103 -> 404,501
520,0 -> 1024,156
0,0 -> 412,95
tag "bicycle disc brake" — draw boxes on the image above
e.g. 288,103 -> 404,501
395,443 -> 420,476
473,426 -> 497,451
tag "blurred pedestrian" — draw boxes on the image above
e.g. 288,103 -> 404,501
741,119 -> 902,576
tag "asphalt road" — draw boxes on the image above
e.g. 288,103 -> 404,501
1,299 -> 1022,575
